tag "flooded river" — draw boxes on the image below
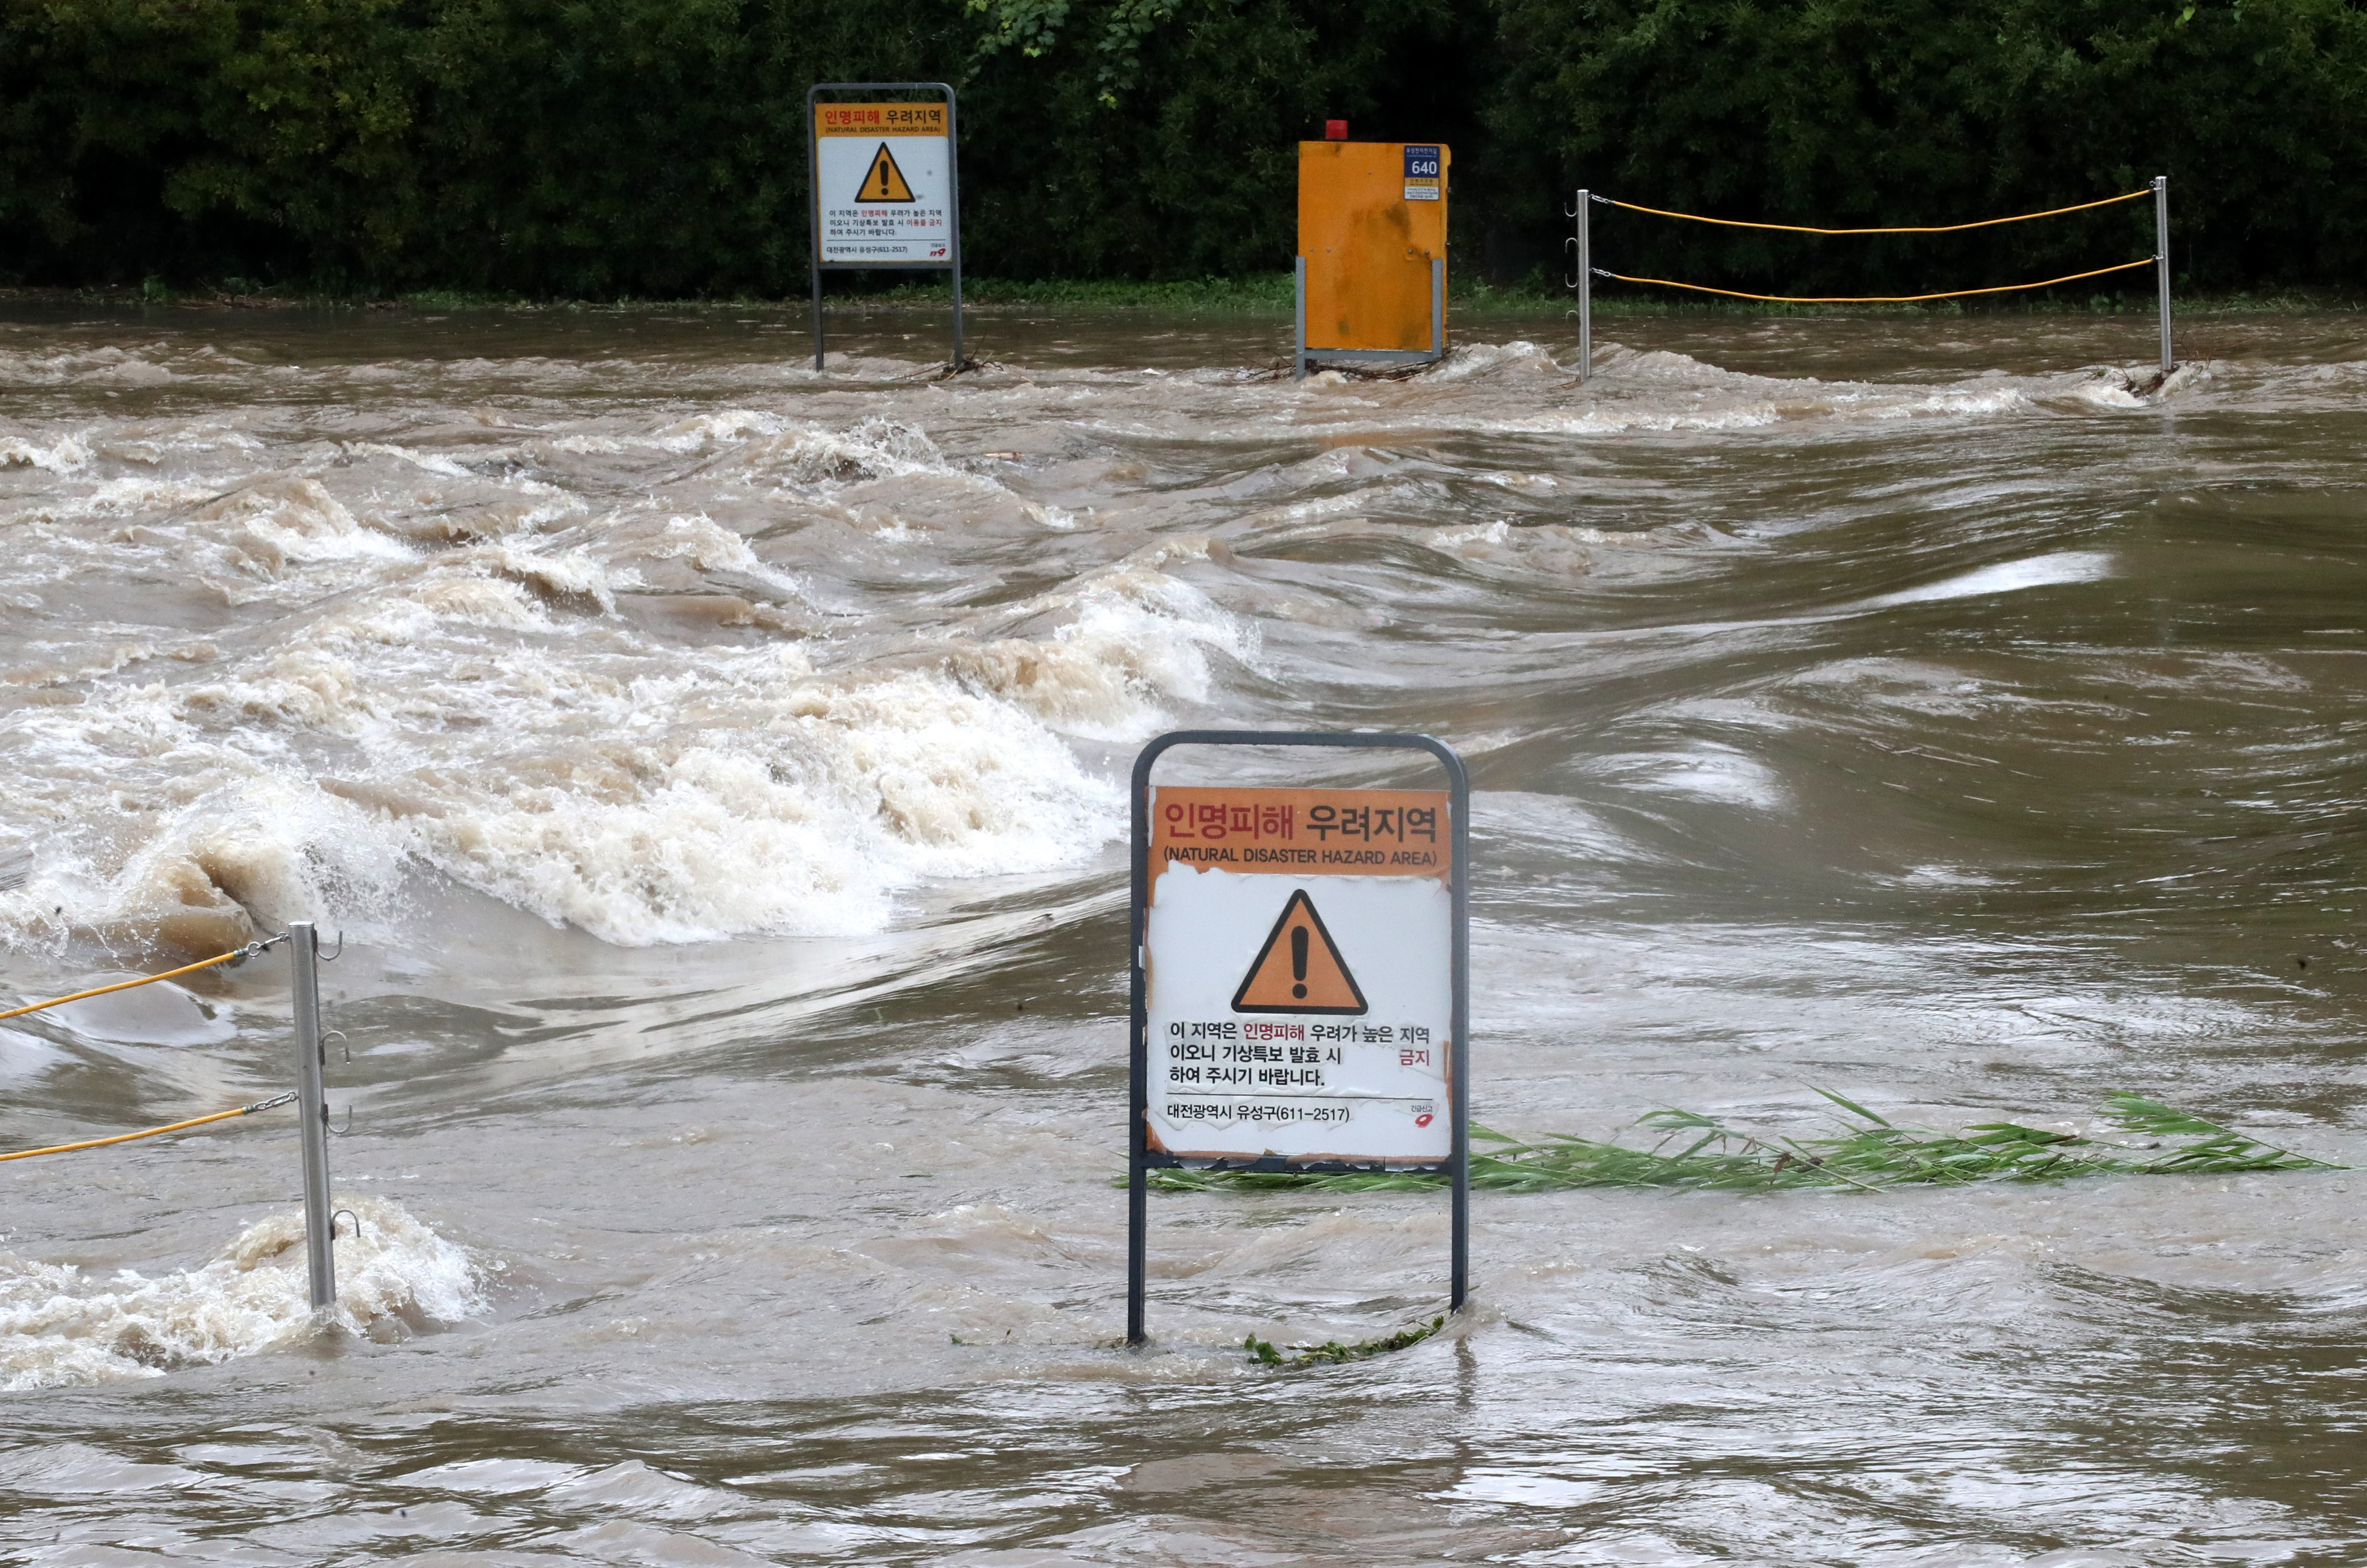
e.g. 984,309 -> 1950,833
3,302 -> 2365,1563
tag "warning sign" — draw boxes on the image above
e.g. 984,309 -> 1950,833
858,143 -> 916,203
814,101 -> 952,265
1143,785 -> 1453,1167
1232,891 -> 1366,1014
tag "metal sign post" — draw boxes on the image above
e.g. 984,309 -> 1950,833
2154,175 -> 2173,376
288,921 -> 335,1312
807,83 -> 963,373
1126,731 -> 1472,1346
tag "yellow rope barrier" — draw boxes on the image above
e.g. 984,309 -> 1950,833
1592,256 -> 2156,305
1601,188 -> 2153,235
0,939 -> 278,1024
0,1091 -> 298,1163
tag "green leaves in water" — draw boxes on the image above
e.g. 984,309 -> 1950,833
1150,1091 -> 2339,1197
1245,1315 -> 1446,1369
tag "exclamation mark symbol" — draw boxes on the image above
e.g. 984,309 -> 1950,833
1291,925 -> 1308,999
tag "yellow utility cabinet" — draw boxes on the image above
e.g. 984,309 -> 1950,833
1296,140 -> 1449,379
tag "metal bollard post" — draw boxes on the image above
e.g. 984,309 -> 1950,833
2155,175 -> 2173,376
1431,256 -> 1446,361
1578,189 -> 1592,384
811,266 -> 826,374
289,921 -> 335,1311
1293,257 -> 1308,382
947,87 -> 965,373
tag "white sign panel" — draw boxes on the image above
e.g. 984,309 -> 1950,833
1143,786 -> 1453,1167
814,101 -> 952,266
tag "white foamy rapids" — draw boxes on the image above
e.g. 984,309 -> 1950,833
0,1198 -> 483,1390
1,441 -> 1248,947
1485,346 -> 2039,435
0,433 -> 94,473
656,413 -> 949,486
1423,340 -> 1574,382
395,554 -> 1246,944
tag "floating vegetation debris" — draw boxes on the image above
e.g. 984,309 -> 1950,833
1150,1092 -> 2339,1196
1245,1315 -> 1446,1368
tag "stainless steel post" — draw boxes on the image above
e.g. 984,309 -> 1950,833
1294,257 -> 1308,382
1431,256 -> 1446,361
1578,189 -> 1592,384
808,87 -> 825,373
947,88 -> 964,372
2154,175 -> 2172,375
811,272 -> 825,373
1444,748 -> 1470,1314
289,921 -> 334,1312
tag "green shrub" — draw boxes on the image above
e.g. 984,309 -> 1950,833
1488,0 -> 2367,296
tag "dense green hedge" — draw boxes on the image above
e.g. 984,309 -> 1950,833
1491,0 -> 2367,296
4,0 -> 2365,295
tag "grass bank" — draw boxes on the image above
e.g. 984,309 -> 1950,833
7,276 -> 2358,318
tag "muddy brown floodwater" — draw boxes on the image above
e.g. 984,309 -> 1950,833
4,301 -> 2367,1564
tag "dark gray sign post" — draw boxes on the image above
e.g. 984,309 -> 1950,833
807,83 -> 963,372
1127,731 -> 1472,1346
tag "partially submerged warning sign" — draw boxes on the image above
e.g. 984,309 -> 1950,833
814,100 -> 951,263
1127,733 -> 1472,1344
1143,782 -> 1455,1167
805,82 -> 963,371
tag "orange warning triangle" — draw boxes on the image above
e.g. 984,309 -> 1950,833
1231,890 -> 1368,1015
856,142 -> 917,203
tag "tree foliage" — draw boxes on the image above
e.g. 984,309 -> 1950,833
1491,0 -> 2367,293
2,0 -> 2365,294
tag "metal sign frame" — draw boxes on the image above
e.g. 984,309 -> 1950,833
806,82 -> 963,372
1126,730 -> 1472,1346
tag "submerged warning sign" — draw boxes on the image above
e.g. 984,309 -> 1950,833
1126,732 -> 1470,1343
1143,785 -> 1454,1167
814,101 -> 951,264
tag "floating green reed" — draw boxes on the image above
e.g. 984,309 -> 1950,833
1245,1315 -> 1447,1369
1149,1092 -> 2338,1196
